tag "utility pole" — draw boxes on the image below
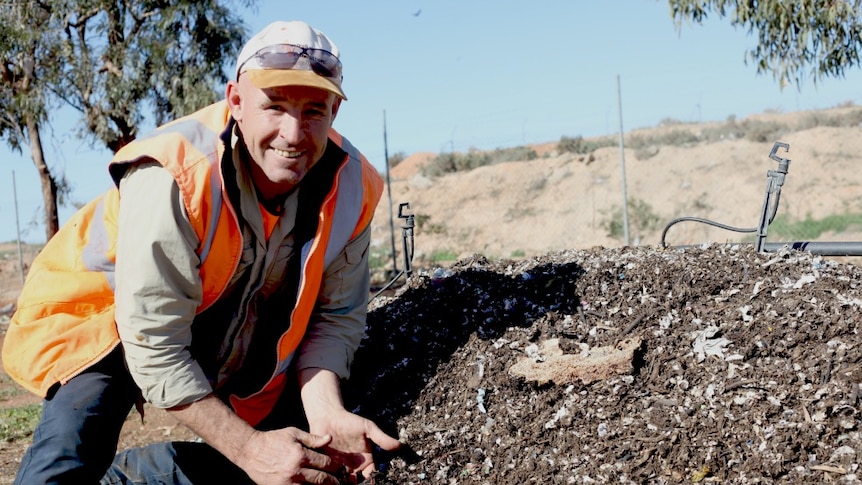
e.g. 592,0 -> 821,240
383,110 -> 398,274
616,75 -> 631,246
12,171 -> 25,284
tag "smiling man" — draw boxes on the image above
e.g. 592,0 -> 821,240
3,20 -> 400,485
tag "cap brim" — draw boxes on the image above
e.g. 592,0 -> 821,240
244,70 -> 346,100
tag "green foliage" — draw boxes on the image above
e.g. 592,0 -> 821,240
413,213 -> 446,235
622,106 -> 862,150
1,1 -> 252,153
0,3 -> 59,151
1,1 -> 254,239
767,213 -> 862,240
795,107 -> 862,130
367,245 -> 390,271
387,151 -> 407,167
0,375 -> 27,402
431,249 -> 458,263
0,3 -> 66,238
741,120 -> 785,143
55,1 -> 252,152
423,145 -> 536,176
627,130 -> 699,149
558,135 -> 616,155
414,214 -> 432,231
415,103 -> 862,178
0,404 -> 41,443
557,136 -> 583,154
424,150 -> 488,176
669,0 -> 862,88
491,145 -> 538,163
602,198 -> 662,240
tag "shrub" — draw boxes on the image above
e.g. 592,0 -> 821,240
423,145 -> 537,176
367,245 -> 391,271
602,198 -> 662,241
741,119 -> 785,143
431,249 -> 458,263
487,146 -> 537,164
0,404 -> 41,442
767,213 -> 862,240
558,135 -> 616,154
414,213 -> 446,235
558,135 -> 584,154
387,151 -> 406,167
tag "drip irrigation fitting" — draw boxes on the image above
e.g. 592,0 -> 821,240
660,142 -> 789,251
371,202 -> 415,301
660,141 -> 862,256
398,202 -> 415,278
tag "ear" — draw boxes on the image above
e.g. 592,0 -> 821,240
331,97 -> 342,121
226,80 -> 243,120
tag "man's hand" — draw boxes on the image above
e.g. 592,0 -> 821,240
169,394 -> 348,484
236,427 -> 347,485
313,408 -> 402,482
300,368 -> 402,483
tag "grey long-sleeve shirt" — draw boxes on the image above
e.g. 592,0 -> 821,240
114,147 -> 371,409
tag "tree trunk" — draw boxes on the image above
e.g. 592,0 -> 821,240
25,113 -> 59,241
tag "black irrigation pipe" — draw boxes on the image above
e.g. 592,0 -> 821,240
666,241 -> 862,256
761,241 -> 862,256
660,142 -> 862,257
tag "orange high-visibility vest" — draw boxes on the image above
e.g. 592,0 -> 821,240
2,101 -> 383,425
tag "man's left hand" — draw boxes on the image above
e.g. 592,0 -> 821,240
313,408 -> 402,483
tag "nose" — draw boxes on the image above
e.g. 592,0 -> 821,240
278,111 -> 303,145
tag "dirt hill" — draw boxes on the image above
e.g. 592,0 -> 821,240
370,106 -> 862,266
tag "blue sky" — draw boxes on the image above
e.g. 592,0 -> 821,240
3,0 -> 862,243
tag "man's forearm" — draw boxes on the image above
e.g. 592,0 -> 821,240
167,394 -> 257,465
167,391 -> 342,483
299,368 -> 345,428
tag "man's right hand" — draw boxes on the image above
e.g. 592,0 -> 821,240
168,395 -> 346,484
237,427 -> 346,485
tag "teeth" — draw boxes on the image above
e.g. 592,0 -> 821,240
274,148 -> 301,158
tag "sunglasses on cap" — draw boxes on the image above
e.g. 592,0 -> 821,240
239,44 -> 342,81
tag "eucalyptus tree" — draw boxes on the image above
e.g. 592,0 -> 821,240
669,0 -> 862,89
0,2 -> 64,238
1,0 -> 252,241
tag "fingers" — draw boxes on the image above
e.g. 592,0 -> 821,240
301,466 -> 344,485
292,427 -> 333,450
359,461 -> 377,483
366,422 -> 402,452
301,416 -> 402,482
280,427 -> 345,479
301,445 -> 336,470
351,421 -> 403,482
296,433 -> 348,477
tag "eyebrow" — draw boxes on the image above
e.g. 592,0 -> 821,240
263,87 -> 332,103
265,92 -> 331,111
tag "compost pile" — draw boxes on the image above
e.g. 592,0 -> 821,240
344,244 -> 862,484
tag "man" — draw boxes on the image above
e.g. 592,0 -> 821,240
2,20 -> 400,484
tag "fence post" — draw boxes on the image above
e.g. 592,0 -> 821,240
616,75 -> 631,246
12,170 -> 25,284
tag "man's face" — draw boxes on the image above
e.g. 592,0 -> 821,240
226,76 -> 340,200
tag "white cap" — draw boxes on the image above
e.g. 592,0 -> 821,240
235,21 -> 345,99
